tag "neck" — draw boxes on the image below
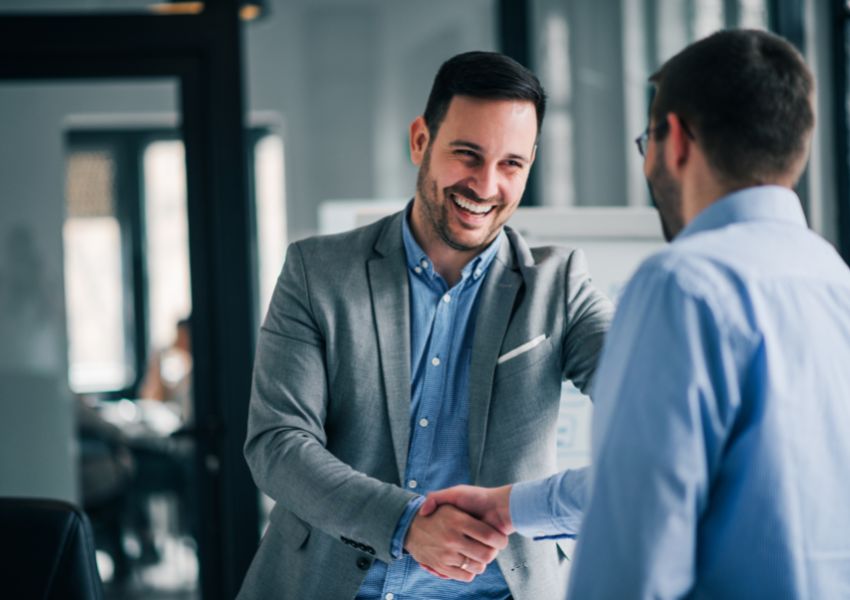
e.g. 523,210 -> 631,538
680,155 -> 736,227
418,235 -> 478,288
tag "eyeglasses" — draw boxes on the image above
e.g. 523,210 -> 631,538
634,122 -> 669,157
634,118 -> 693,157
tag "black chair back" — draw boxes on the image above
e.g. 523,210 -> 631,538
0,497 -> 103,600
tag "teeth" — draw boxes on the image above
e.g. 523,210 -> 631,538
451,193 -> 493,215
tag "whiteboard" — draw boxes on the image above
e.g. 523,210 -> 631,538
321,201 -> 667,470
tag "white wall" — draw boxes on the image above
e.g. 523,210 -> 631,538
246,0 -> 496,241
0,81 -> 177,501
0,0 -> 496,501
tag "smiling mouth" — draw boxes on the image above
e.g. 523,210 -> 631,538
450,192 -> 495,215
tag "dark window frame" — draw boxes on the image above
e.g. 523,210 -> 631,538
0,6 -> 260,598
65,126 -> 274,399
835,0 -> 850,264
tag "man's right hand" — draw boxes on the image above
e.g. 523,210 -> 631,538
420,484 -> 514,535
403,504 -> 508,582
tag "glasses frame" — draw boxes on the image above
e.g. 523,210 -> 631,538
634,118 -> 694,157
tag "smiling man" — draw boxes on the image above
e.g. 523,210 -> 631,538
238,51 -> 613,600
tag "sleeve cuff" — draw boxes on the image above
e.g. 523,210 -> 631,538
510,468 -> 588,539
390,495 -> 425,559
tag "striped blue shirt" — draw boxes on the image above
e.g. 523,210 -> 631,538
357,209 -> 511,599
512,186 -> 850,598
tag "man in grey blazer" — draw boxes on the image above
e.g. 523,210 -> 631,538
239,51 -> 613,599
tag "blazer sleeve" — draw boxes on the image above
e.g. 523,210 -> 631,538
561,248 -> 615,396
244,242 -> 416,563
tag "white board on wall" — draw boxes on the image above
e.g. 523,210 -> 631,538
324,201 -> 666,470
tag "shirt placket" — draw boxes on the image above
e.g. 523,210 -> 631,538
405,284 -> 454,495
382,282 -> 457,598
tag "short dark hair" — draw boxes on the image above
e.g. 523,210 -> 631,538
423,51 -> 547,138
650,29 -> 814,186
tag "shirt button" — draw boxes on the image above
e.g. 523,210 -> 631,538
431,357 -> 440,366
442,293 -> 451,303
419,418 -> 429,428
385,594 -> 395,600
474,269 -> 482,278
408,480 -> 418,489
420,259 -> 429,269
414,266 -> 422,274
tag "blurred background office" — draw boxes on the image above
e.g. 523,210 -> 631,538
0,0 -> 847,599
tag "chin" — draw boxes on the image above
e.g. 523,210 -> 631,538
450,231 -> 494,252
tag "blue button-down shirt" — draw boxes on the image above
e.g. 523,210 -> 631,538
511,186 -> 850,598
357,210 -> 511,600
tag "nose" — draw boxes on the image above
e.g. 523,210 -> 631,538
468,162 -> 500,201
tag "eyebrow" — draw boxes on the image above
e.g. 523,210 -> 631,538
449,139 -> 530,163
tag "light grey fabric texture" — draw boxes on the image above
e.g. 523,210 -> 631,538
238,210 -> 613,600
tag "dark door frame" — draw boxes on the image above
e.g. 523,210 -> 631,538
833,0 -> 850,265
0,5 -> 259,599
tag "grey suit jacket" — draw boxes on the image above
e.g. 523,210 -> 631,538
238,210 -> 613,599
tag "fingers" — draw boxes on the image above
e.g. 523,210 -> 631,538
440,507 -> 507,565
419,485 -> 469,517
459,555 -> 486,575
404,504 -> 509,582
457,511 -> 509,552
421,486 -> 464,517
420,563 -> 448,579
420,554 -> 487,582
425,484 -> 515,536
433,564 -> 476,583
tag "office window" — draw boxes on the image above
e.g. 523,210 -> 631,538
143,140 -> 192,352
253,132 -> 287,318
64,149 -> 135,393
64,127 -> 284,396
532,0 -> 768,208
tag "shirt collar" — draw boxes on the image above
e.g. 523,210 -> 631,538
402,201 -> 504,284
676,185 -> 807,241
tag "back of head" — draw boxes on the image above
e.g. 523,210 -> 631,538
423,51 -> 547,137
650,29 -> 815,187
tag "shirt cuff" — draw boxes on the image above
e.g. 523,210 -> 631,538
509,469 -> 587,539
390,495 -> 425,559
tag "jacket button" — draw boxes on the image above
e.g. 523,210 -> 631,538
356,556 -> 372,571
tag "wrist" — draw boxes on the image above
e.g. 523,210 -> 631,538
495,485 -> 514,534
396,495 -> 425,558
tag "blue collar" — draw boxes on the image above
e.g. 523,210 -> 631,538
677,185 -> 807,241
401,201 -> 503,284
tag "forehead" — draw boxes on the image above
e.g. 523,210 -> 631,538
435,95 -> 538,152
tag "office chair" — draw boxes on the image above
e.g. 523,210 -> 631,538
0,497 -> 104,600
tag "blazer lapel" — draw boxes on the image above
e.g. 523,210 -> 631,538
367,213 -> 412,483
468,234 -> 521,482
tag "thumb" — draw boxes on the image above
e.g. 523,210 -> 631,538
419,495 -> 437,517
420,488 -> 456,517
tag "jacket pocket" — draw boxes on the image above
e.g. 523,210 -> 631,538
494,335 -> 555,381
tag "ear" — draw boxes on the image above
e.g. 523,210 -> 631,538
409,116 -> 431,167
664,112 -> 691,176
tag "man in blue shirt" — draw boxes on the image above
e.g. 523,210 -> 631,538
239,52 -> 613,599
423,30 -> 850,598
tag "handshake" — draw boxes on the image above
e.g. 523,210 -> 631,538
403,484 -> 514,582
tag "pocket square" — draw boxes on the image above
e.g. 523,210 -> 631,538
497,334 -> 548,364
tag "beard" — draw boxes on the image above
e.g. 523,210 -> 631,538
415,145 -> 501,253
647,148 -> 684,243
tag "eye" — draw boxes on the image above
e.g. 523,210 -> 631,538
504,159 -> 524,170
454,149 -> 480,161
